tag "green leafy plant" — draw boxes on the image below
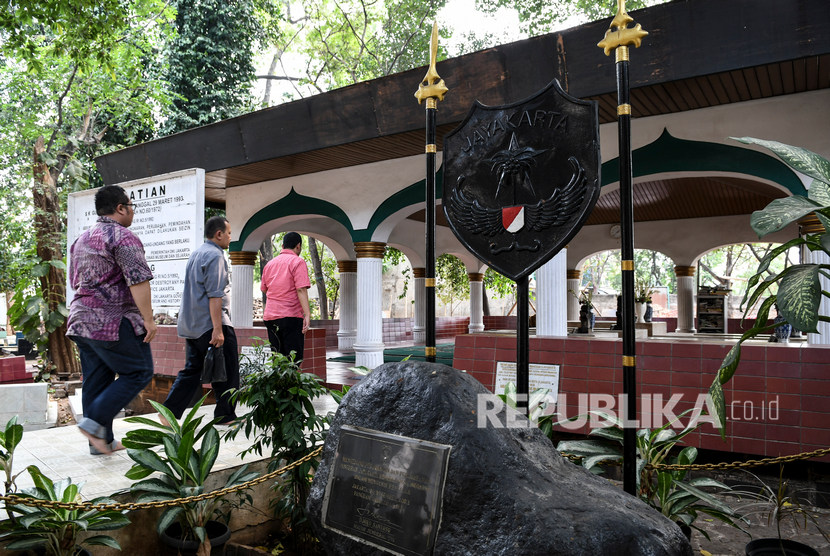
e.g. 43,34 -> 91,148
0,465 -> 129,555
1,416 -> 24,511
709,138 -> 830,436
731,466 -> 829,549
635,279 -> 654,303
225,342 -> 328,549
555,410 -> 745,538
122,398 -> 258,554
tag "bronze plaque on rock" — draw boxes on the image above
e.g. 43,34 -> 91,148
322,425 -> 452,556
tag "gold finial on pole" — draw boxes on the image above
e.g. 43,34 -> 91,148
597,0 -> 648,56
415,22 -> 448,103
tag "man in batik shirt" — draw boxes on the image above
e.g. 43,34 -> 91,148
67,185 -> 156,455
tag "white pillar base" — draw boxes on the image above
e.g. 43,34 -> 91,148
354,243 -> 385,368
413,271 -> 426,343
337,263 -> 358,351
229,252 -> 256,328
675,270 -> 697,333
468,274 -> 485,333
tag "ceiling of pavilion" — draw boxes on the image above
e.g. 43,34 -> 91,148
95,0 -> 829,228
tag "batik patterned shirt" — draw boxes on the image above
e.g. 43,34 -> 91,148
66,216 -> 154,341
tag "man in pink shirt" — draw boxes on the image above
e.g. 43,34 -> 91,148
261,232 -> 311,361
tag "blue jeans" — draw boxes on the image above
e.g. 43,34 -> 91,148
71,318 -> 154,444
163,326 -> 239,422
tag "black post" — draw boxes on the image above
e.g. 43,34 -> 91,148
415,22 -> 448,364
425,102 -> 437,362
598,0 -> 648,496
516,276 -> 530,415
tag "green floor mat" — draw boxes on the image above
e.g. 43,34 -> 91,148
328,343 -> 454,366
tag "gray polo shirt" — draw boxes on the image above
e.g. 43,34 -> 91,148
177,240 -> 232,339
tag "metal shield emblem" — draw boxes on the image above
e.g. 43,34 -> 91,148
443,79 -> 600,281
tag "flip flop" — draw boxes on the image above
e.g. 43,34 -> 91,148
81,428 -> 113,455
89,439 -> 126,455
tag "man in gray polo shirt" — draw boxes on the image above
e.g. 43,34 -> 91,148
162,215 -> 238,425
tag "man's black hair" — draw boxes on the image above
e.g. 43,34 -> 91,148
283,232 -> 302,249
95,185 -> 129,216
205,216 -> 229,239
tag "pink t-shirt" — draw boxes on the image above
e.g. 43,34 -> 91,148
261,249 -> 311,319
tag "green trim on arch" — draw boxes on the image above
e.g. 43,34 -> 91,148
601,129 -> 806,195
358,168 -> 444,241
230,187 -> 355,252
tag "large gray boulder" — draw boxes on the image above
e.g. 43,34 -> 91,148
308,361 -> 693,555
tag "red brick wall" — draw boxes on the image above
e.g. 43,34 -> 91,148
151,325 -> 326,380
453,333 -> 830,462
0,355 -> 29,384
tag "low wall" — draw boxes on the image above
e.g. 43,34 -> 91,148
0,355 -> 29,384
453,333 -> 830,462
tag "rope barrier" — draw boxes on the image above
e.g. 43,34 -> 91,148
560,446 -> 830,470
0,446 -> 323,512
3,444 -> 829,512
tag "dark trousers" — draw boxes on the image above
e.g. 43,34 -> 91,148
163,325 -> 239,422
71,318 -> 153,444
264,317 -> 304,361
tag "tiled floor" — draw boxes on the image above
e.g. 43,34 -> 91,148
10,396 -> 339,500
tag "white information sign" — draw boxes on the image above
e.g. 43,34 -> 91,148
66,168 -> 205,313
495,362 -> 560,404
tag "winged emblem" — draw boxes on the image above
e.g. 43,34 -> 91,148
446,156 -> 586,254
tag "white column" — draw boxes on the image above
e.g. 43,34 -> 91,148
413,268 -> 426,343
229,251 -> 256,328
536,251 -> 567,336
354,242 -> 386,368
468,272 -> 485,333
675,266 -> 697,333
808,249 -> 830,345
336,260 -> 357,350
566,269 -> 581,322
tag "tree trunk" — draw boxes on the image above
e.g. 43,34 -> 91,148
32,137 -> 80,378
307,237 -> 328,319
259,237 -> 273,309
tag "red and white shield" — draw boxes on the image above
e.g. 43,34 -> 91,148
502,206 -> 524,233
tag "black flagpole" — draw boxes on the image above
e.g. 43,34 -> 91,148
517,276 -> 529,415
598,0 -> 648,496
415,22 -> 448,363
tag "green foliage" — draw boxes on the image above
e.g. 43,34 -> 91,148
581,249 -> 676,295
123,398 -> 258,546
162,0 -> 257,134
0,465 -> 130,555
435,254 -> 469,311
484,268 -> 516,299
475,0 -> 661,37
709,138 -> 830,437
1,417 -> 25,503
555,410 -> 745,537
731,466 -> 830,543
7,252 -> 69,363
225,342 -> 328,547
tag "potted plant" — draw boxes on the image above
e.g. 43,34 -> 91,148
731,466 -> 828,555
570,288 -> 598,332
1,416 -> 24,508
0,465 -> 130,555
635,279 -> 654,323
555,409 -> 747,540
224,342 -> 328,553
122,397 -> 258,556
709,138 -> 830,436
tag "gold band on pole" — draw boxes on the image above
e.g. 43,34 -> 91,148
425,278 -> 436,287
425,347 -> 437,356
621,260 -> 634,271
426,144 -> 437,153
622,355 -> 635,367
617,104 -> 631,116
616,46 -> 630,62
426,98 -> 437,109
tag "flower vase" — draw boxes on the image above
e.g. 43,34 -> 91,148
635,302 -> 645,323
773,314 -> 792,344
644,302 -> 653,323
